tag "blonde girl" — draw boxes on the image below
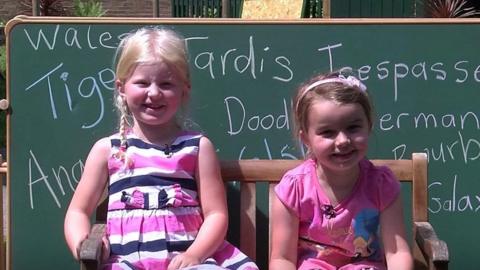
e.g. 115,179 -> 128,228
64,27 -> 258,270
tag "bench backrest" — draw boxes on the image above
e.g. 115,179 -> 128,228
95,153 -> 428,263
219,153 -> 428,261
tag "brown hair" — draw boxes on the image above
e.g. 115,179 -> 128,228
292,71 -> 374,140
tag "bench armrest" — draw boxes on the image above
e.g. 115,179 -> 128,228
414,221 -> 449,269
79,224 -> 106,270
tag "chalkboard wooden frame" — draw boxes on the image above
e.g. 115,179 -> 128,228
5,16 -> 480,270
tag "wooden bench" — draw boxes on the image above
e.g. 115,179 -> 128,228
80,153 -> 449,270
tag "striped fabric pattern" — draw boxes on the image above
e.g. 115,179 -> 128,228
103,131 -> 258,270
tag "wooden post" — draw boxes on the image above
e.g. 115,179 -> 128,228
153,0 -> 160,17
31,0 -> 39,16
222,0 -> 230,18
322,0 -> 330,18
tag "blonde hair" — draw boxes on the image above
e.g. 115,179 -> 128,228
293,71 -> 374,141
112,27 -> 190,169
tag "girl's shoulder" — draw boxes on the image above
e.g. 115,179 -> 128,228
359,159 -> 401,210
87,136 -> 113,160
274,159 -> 316,214
174,131 -> 203,144
277,159 -> 316,190
282,159 -> 315,180
93,136 -> 114,148
360,158 -> 397,182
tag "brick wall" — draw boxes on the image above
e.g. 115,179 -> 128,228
0,0 -> 172,23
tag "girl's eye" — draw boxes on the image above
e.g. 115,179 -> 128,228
134,80 -> 149,87
319,130 -> 335,137
348,124 -> 363,132
160,82 -> 173,88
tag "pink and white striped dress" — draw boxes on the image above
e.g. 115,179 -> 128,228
103,131 -> 258,270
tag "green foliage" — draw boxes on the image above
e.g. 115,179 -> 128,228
303,0 -> 322,18
203,6 -> 219,18
0,45 -> 6,79
74,0 -> 107,17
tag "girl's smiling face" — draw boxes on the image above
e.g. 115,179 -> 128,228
300,98 -> 370,173
117,61 -> 189,128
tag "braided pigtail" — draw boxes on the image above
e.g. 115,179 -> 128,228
114,95 -> 133,172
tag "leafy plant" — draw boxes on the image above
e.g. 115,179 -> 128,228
425,0 -> 480,18
192,6 -> 219,18
0,45 -> 5,79
20,0 -> 67,16
202,6 -> 219,18
74,0 -> 107,17
304,0 -> 322,18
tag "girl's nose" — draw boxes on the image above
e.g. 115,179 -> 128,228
147,85 -> 161,97
336,132 -> 351,147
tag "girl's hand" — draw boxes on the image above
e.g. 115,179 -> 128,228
101,235 -> 110,262
73,234 -> 110,262
167,252 -> 201,270
74,240 -> 83,261
72,232 -> 89,261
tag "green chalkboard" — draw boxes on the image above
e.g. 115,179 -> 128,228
6,16 -> 480,269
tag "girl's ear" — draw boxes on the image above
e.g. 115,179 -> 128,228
116,80 -> 125,96
299,130 -> 309,148
299,130 -> 311,157
182,83 -> 191,102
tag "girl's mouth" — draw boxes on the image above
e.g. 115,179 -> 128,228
331,150 -> 356,162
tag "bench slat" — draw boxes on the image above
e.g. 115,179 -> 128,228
239,181 -> 256,260
220,159 -> 414,182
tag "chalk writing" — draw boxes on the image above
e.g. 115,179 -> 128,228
225,96 -> 290,136
390,131 -> 480,164
24,63 -> 115,128
236,137 -> 301,160
23,24 -> 121,50
429,174 -> 480,213
338,60 -> 480,102
378,59 -> 480,101
28,150 -> 83,209
187,35 -> 293,82
317,43 -> 343,72
379,111 -> 480,130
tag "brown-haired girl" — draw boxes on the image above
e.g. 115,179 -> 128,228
270,71 -> 413,270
